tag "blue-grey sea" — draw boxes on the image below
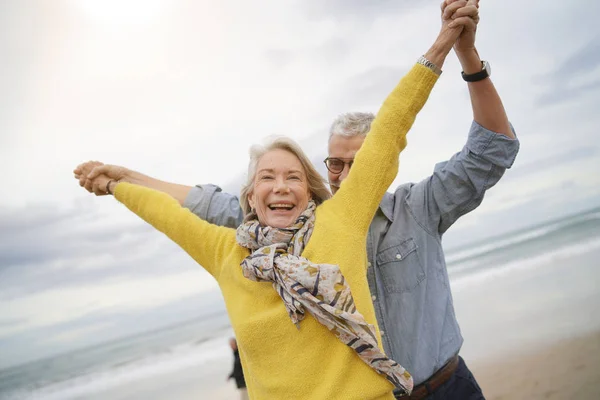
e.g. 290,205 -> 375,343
2,207 -> 600,400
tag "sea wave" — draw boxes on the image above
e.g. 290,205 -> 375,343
2,330 -> 232,400
450,236 -> 600,292
445,211 -> 600,267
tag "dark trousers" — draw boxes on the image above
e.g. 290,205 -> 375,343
397,357 -> 485,400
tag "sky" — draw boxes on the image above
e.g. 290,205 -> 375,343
1,0 -> 599,369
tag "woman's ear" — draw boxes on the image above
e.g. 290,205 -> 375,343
248,192 -> 256,210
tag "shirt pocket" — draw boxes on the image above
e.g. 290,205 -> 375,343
376,238 -> 426,294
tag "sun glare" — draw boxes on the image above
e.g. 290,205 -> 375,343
74,0 -> 165,24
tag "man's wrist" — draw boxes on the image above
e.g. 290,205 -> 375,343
123,169 -> 142,185
456,48 -> 482,75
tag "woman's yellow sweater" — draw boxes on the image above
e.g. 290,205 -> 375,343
114,64 -> 438,399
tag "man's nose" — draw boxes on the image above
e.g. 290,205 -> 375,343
339,163 -> 351,182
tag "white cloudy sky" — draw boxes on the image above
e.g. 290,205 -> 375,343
1,0 -> 599,369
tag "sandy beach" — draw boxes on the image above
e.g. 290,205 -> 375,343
453,241 -> 600,400
86,332 -> 600,400
473,331 -> 600,400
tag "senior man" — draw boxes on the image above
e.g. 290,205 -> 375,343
76,1 -> 519,398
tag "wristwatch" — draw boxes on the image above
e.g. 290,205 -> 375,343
461,60 -> 491,82
417,56 -> 442,76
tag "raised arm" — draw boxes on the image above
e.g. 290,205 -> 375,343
108,180 -> 237,279
404,0 -> 519,234
406,122 -> 519,234
447,0 -> 514,138
74,162 -> 244,228
74,162 -> 193,205
327,2 -> 473,233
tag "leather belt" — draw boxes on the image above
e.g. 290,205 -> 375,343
395,355 -> 460,399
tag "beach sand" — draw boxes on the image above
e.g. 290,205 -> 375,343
453,243 -> 600,400
82,344 -> 240,400
473,331 -> 600,400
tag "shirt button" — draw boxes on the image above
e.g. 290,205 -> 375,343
395,254 -> 402,260
367,262 -> 372,267
371,295 -> 377,301
381,331 -> 385,336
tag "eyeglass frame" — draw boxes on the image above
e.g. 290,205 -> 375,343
323,157 -> 354,174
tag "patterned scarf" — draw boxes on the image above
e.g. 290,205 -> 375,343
236,201 -> 414,394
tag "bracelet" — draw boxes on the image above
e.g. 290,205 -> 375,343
417,55 -> 442,76
106,179 -> 116,195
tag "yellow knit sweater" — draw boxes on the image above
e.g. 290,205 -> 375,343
114,64 -> 438,399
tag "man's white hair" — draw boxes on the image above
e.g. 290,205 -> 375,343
328,112 -> 375,140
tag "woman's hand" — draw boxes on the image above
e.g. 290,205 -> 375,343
74,160 -> 103,194
73,161 -> 128,196
90,173 -> 113,195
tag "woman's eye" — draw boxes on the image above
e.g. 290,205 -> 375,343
260,175 -> 274,180
289,175 -> 300,180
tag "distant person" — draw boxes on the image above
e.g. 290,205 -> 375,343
227,338 -> 247,400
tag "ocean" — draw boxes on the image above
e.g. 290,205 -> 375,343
2,207 -> 600,400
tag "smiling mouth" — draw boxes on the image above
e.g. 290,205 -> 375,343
268,203 -> 295,211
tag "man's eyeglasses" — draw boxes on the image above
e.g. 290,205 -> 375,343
323,157 -> 354,174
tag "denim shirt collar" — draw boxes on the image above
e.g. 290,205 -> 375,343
379,192 -> 396,222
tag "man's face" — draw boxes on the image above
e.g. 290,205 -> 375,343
326,134 -> 366,194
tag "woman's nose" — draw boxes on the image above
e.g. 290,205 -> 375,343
273,178 -> 290,193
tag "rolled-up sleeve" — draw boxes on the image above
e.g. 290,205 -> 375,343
183,184 -> 244,228
406,121 -> 520,235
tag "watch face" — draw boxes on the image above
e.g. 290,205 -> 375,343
483,60 -> 491,76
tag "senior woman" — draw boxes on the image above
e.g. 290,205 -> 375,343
78,4 -> 477,398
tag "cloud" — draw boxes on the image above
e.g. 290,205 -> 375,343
264,37 -> 352,71
0,266 -> 217,338
507,146 -> 599,179
553,36 -> 600,78
301,0 -> 432,22
328,65 -> 412,112
536,36 -> 600,106
0,200 -> 219,306
536,79 -> 600,107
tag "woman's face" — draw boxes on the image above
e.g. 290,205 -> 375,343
248,149 -> 311,228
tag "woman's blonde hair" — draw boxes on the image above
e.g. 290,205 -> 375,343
240,136 -> 331,217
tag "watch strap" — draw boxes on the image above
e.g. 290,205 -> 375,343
461,61 -> 489,82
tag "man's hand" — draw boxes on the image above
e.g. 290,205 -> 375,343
86,164 -> 129,183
